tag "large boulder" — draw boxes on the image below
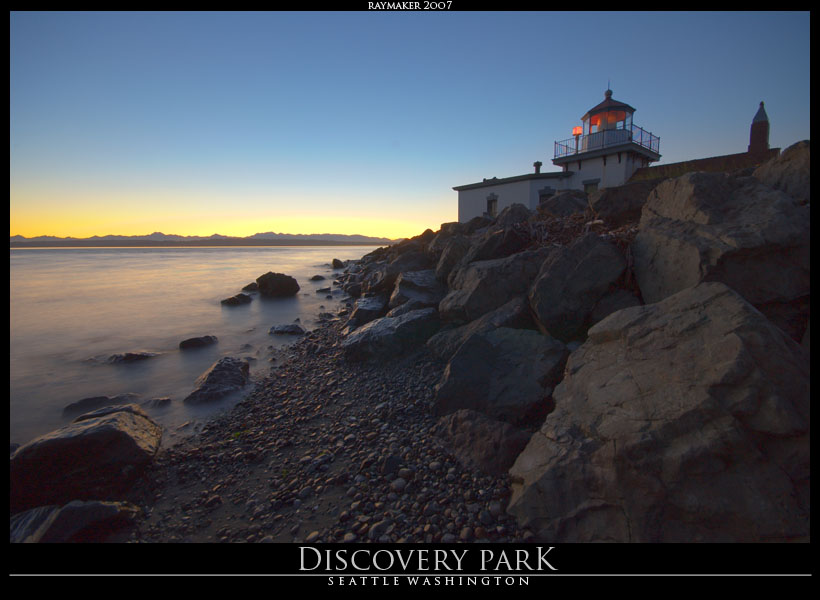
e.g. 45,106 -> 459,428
588,179 -> 662,226
433,328 -> 568,425
255,272 -> 300,297
345,295 -> 389,332
440,247 -> 552,324
434,234 -> 471,283
426,295 -> 535,362
361,250 -> 432,295
507,282 -> 810,542
10,405 -> 162,514
632,172 -> 810,308
342,308 -> 440,362
183,357 -> 249,405
529,233 -> 627,342
538,189 -> 588,218
494,203 -> 531,229
752,140 -> 810,205
459,226 -> 530,266
10,500 -> 142,543
63,393 -> 141,418
434,409 -> 532,477
388,270 -> 445,309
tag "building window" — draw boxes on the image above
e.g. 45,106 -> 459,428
486,194 -> 498,218
583,179 -> 600,194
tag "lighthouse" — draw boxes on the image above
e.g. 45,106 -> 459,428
453,89 -> 661,222
552,89 -> 661,194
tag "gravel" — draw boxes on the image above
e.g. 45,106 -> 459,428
116,315 -> 534,543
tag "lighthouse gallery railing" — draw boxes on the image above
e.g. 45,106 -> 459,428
554,125 -> 660,159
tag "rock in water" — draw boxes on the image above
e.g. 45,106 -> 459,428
332,258 -> 345,269
255,272 -> 300,297
62,393 -> 141,417
221,293 -> 252,306
507,282 -> 810,542
269,323 -> 306,336
10,405 -> 162,514
179,335 -> 218,350
184,357 -> 249,405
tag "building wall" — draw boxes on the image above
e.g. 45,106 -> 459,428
629,148 -> 780,182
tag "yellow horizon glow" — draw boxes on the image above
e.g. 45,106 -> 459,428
10,185 -> 457,240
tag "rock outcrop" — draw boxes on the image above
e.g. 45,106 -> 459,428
752,140 -> 810,205
179,335 -> 218,350
10,500 -> 142,543
507,282 -> 810,542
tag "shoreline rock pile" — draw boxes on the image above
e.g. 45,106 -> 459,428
9,141 -> 810,543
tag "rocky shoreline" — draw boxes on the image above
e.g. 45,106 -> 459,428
114,319 -> 535,543
9,141 -> 810,543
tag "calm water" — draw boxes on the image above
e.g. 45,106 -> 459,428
10,246 -> 371,447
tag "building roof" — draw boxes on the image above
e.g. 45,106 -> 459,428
581,89 -> 636,121
453,171 -> 572,191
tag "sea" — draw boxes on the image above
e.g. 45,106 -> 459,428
9,245 -> 373,448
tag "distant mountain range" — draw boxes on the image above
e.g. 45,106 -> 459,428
10,231 -> 401,247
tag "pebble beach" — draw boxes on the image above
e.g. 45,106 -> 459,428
118,316 -> 536,544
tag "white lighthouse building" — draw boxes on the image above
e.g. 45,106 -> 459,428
454,89 -> 661,222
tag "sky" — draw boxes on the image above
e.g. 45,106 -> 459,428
10,11 -> 811,240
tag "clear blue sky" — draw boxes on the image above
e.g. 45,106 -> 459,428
10,11 -> 811,239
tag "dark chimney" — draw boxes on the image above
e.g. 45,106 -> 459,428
533,161 -> 542,174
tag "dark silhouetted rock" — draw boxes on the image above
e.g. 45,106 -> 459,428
588,179 -> 661,226
345,295 -> 389,332
538,190 -> 588,218
241,282 -> 259,292
183,357 -> 249,405
107,352 -> 159,364
10,404 -> 162,514
269,323 -> 306,336
10,500 -> 142,543
62,393 -> 141,418
388,269 -> 445,309
255,272 -> 300,297
179,335 -> 218,350
332,258 -> 345,269
221,293 -> 252,306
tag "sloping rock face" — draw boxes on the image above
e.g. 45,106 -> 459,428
440,247 -> 552,324
434,234 -> 471,283
10,405 -> 162,514
388,270 -> 445,310
434,409 -> 533,477
426,296 -> 535,362
434,327 -> 568,425
342,308 -> 440,361
183,357 -> 249,404
508,282 -> 810,542
179,335 -> 218,350
345,295 -> 389,331
529,233 -> 627,342
632,172 -> 810,309
494,203 -> 531,229
588,179 -> 661,226
753,140 -> 810,205
255,272 -> 300,297
538,190 -> 588,218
